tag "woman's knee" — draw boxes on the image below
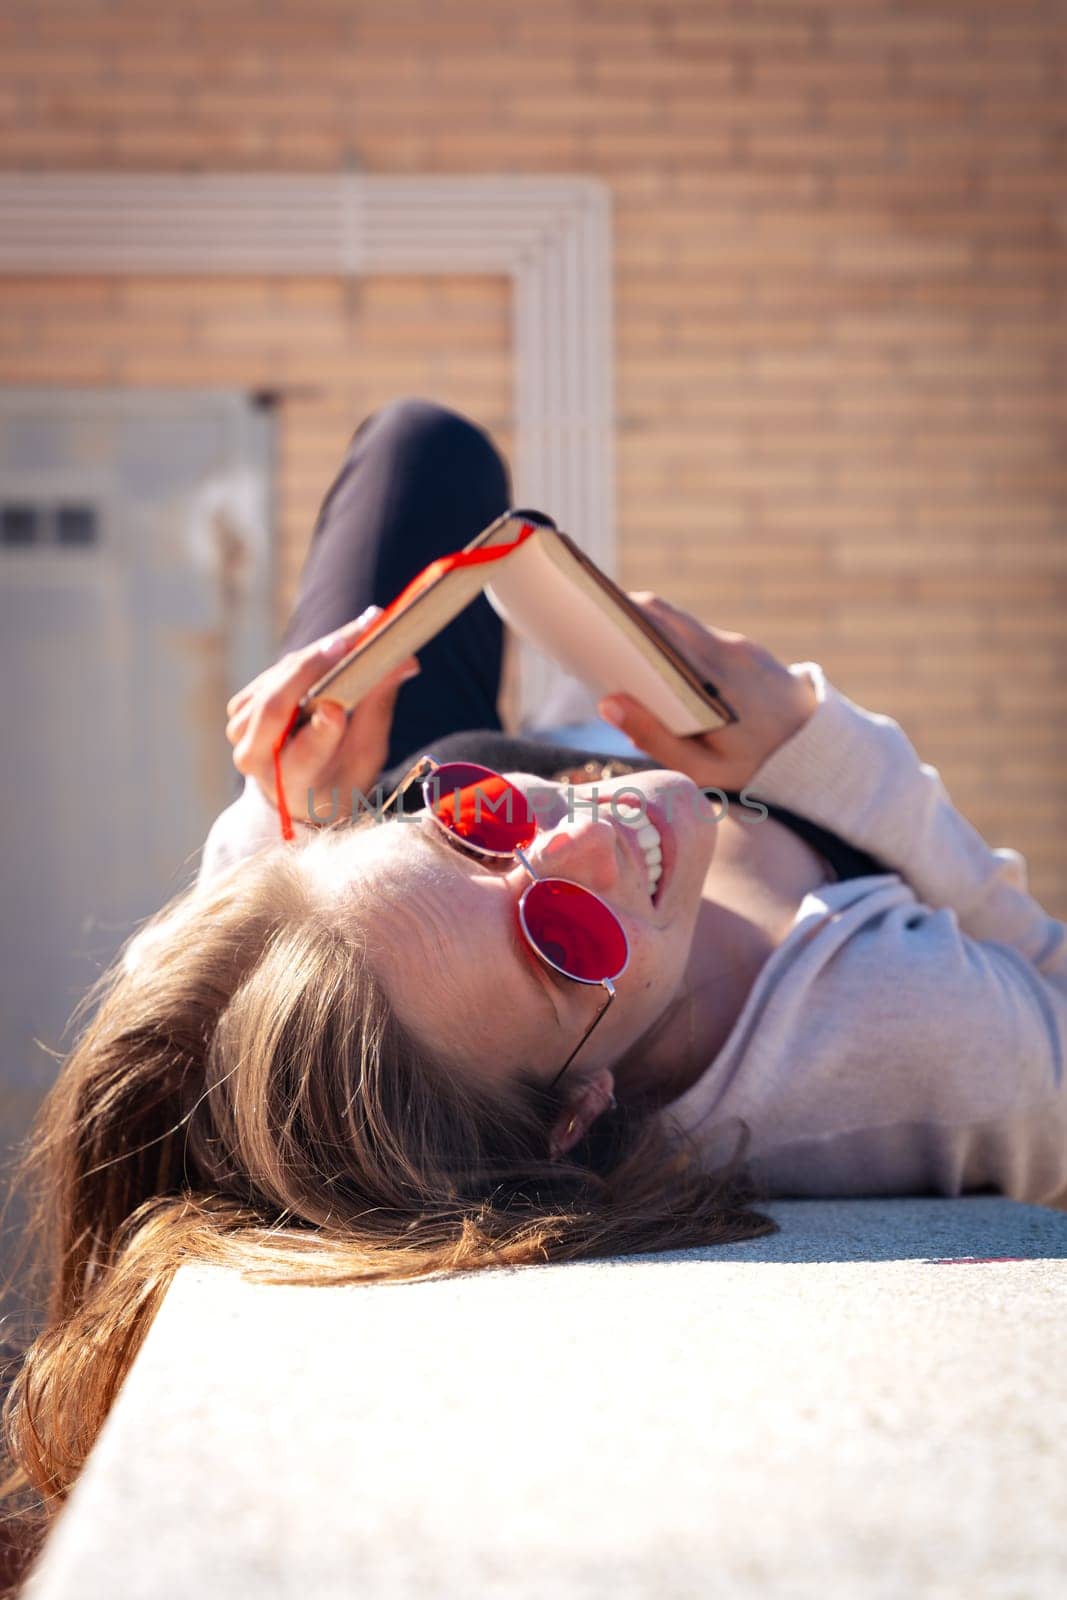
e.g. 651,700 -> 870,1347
358,397 -> 509,495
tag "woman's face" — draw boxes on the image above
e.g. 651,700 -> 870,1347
304,770 -> 720,1096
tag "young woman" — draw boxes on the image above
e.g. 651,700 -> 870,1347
3,398 -> 1065,1574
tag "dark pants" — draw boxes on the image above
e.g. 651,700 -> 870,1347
278,396 -> 654,805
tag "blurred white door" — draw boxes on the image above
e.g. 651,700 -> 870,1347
0,389 -> 274,1241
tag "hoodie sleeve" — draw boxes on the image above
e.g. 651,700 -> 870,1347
743,662 -> 1066,981
196,776 -> 321,891
668,664 -> 1067,1210
741,890 -> 1067,1208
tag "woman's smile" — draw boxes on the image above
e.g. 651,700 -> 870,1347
594,793 -> 676,907
513,767 -> 718,930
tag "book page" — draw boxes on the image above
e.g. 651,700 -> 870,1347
485,533 -> 724,736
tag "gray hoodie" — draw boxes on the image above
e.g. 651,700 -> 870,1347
657,662 -> 1067,1209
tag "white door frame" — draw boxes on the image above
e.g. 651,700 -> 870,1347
0,173 -> 616,720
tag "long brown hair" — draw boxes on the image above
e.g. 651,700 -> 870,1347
0,826 -> 776,1586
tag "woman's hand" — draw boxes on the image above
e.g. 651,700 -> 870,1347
224,607 -> 419,824
598,592 -> 819,792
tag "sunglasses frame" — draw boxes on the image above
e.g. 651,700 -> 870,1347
378,754 -> 630,1090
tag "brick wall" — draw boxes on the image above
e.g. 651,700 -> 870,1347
1,0 -> 1064,909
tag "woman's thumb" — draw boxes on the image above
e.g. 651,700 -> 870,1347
344,657 -> 419,757
279,701 -> 347,818
366,657 -> 419,716
591,691 -> 700,771
310,700 -> 346,736
598,693 -> 664,752
300,700 -> 347,765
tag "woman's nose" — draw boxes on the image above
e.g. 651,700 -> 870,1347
530,814 -> 620,893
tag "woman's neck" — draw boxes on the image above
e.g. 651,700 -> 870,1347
615,807 -> 831,1110
613,891 -> 774,1110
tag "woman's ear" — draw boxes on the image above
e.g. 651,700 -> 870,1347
547,1069 -> 617,1160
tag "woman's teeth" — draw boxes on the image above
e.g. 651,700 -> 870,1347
613,801 -> 663,899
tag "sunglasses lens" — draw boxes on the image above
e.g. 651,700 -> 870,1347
429,762 -> 537,854
520,879 -> 628,982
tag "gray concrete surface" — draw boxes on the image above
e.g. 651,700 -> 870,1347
24,1198 -> 1067,1599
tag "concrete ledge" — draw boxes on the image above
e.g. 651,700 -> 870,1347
25,1198 -> 1067,1599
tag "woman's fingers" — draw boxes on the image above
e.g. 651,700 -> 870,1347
629,590 -> 743,682
274,700 -> 350,814
230,644 -> 346,774
225,604 -> 418,814
224,606 -> 384,722
329,655 -> 421,795
605,591 -> 821,790
238,650 -> 420,809
228,616 -> 381,758
225,650 -> 322,732
225,695 -> 258,746
598,692 -> 715,772
631,589 -> 739,640
225,684 -> 254,718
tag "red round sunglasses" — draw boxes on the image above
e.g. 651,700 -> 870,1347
380,756 -> 630,1090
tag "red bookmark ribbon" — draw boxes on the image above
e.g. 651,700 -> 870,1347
272,520 -> 538,841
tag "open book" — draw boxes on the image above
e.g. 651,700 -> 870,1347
297,509 -> 739,737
